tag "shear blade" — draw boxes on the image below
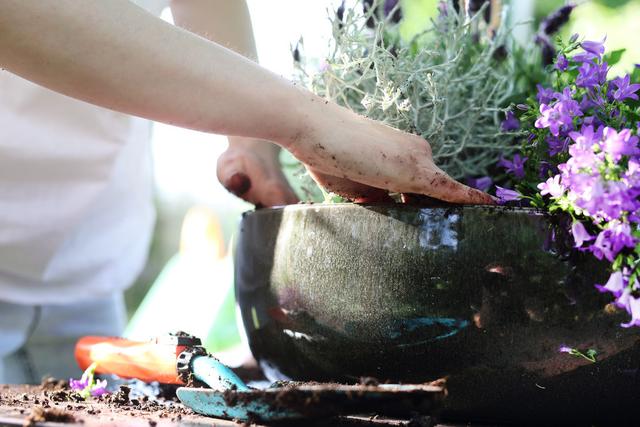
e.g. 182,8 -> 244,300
177,384 -> 444,422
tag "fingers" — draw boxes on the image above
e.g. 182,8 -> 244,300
421,171 -> 496,205
306,167 -> 394,203
217,141 -> 299,207
225,171 -> 252,197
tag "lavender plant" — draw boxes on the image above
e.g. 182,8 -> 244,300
294,0 -> 518,186
500,37 -> 640,328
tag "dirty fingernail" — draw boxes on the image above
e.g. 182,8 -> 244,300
226,172 -> 251,196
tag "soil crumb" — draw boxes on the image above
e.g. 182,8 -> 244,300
23,406 -> 75,426
39,377 -> 67,391
104,385 -> 131,407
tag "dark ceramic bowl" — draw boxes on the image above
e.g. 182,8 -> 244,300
234,204 -> 640,424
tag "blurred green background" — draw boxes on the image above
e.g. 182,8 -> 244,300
400,0 -> 640,76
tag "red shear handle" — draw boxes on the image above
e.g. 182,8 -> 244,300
75,336 -> 185,385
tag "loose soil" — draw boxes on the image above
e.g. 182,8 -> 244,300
0,377 -> 225,426
0,375 -> 447,426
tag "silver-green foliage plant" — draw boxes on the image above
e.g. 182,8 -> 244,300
294,0 -> 519,183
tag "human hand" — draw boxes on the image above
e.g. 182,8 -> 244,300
287,99 -> 495,205
217,137 -> 299,207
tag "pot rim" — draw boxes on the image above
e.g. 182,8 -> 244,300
243,203 -> 544,217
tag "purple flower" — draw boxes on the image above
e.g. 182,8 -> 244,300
621,295 -> 640,328
611,74 -> 640,101
608,221 -> 637,253
602,127 -> 640,160
571,221 -> 594,247
558,345 -> 572,353
591,229 -> 615,262
69,362 -> 109,399
467,176 -> 492,192
576,61 -> 609,88
495,186 -> 521,204
555,54 -> 569,71
498,154 -> 527,179
538,175 -> 565,198
579,96 -> 599,112
69,377 -> 89,391
582,39 -> 606,56
501,111 -> 520,132
535,103 -> 573,136
595,271 -> 625,297
573,38 -> 606,62
547,136 -> 570,156
569,125 -> 599,150
90,379 -> 109,397
538,160 -> 554,178
536,84 -> 555,104
589,224 -> 634,263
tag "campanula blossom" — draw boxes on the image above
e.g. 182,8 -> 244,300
505,33 -> 640,330
555,54 -> 569,71
466,176 -> 492,192
498,154 -> 527,178
596,271 -> 625,297
571,221 -> 593,247
621,295 -> 640,328
501,110 -> 520,131
69,362 -> 109,399
602,127 -> 640,160
573,38 -> 605,62
547,137 -> 570,156
576,61 -> 608,88
495,186 -> 521,203
558,345 -> 572,353
611,74 -> 640,101
538,175 -> 564,197
591,229 -> 616,262
535,103 -> 573,136
608,221 -> 636,254
69,377 -> 89,391
569,125 -> 599,150
536,84 -> 555,104
90,379 -> 109,397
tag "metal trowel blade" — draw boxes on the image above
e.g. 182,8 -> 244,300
177,383 -> 444,423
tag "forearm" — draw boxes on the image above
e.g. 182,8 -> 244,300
169,0 -> 274,151
0,0 -> 310,146
169,0 -> 257,61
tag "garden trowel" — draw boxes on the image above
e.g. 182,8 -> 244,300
75,333 -> 444,422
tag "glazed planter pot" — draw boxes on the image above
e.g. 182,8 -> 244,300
234,204 -> 640,424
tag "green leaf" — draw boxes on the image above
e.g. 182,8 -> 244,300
603,48 -> 626,67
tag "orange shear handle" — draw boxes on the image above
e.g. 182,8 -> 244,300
75,336 -> 186,385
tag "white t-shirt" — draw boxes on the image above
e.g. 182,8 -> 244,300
0,0 -> 169,304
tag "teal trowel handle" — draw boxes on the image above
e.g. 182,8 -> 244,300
191,355 -> 250,391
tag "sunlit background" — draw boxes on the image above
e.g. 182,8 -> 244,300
124,0 -> 640,361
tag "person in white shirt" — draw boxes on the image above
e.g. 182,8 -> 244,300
0,0 -> 492,384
